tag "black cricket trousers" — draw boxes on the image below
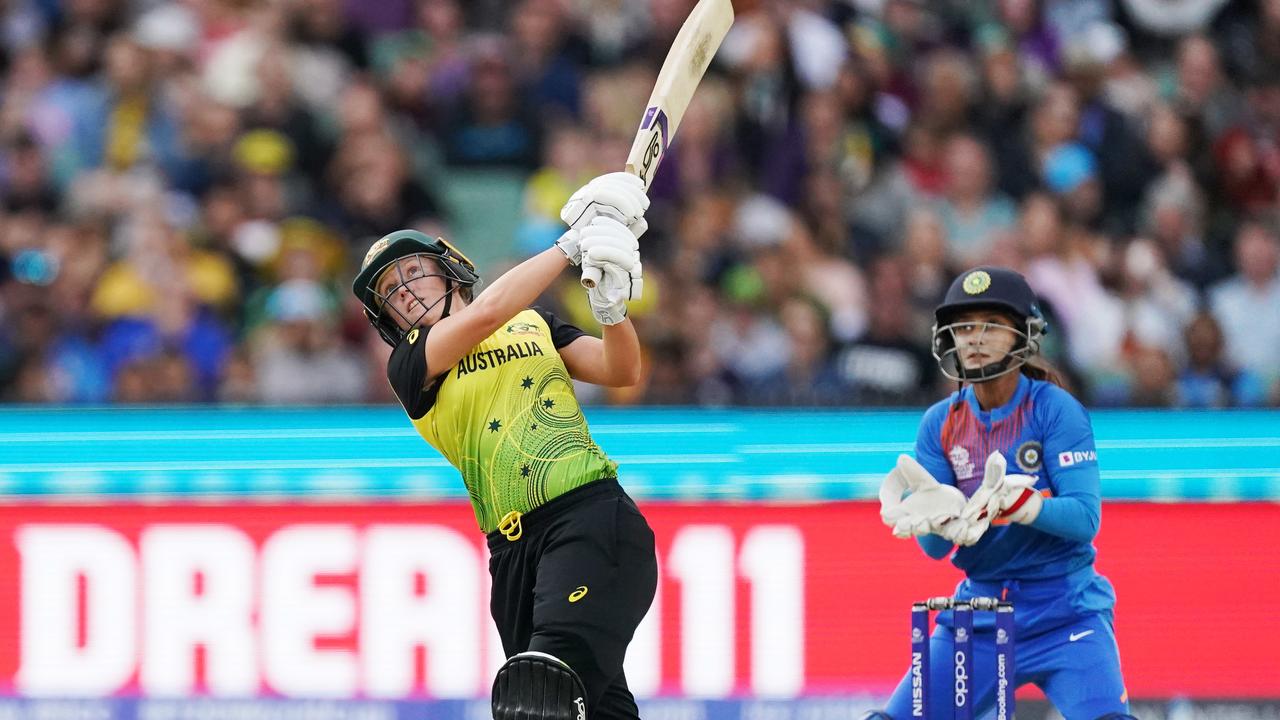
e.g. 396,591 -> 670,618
487,478 -> 659,720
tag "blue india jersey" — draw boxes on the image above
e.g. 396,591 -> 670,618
915,374 -> 1108,585
886,375 -> 1132,717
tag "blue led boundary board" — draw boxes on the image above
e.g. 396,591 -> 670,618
0,407 -> 1276,501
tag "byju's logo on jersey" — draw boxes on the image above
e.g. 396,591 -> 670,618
1015,441 -> 1042,472
1058,449 -> 1097,467
948,446 -> 975,479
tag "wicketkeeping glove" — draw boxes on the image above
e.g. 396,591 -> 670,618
888,484 -> 967,539
987,474 -> 1043,524
960,452 -> 1008,527
957,452 -> 1043,542
880,455 -> 965,538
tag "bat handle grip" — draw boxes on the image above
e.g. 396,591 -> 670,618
579,205 -> 629,289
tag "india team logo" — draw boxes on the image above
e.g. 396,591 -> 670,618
962,270 -> 992,295
1015,440 -> 1042,472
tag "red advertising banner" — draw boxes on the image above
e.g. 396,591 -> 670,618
0,501 -> 1276,699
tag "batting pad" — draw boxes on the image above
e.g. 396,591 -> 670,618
492,651 -> 588,720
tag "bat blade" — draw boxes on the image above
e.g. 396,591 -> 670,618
623,0 -> 734,190
582,0 -> 733,290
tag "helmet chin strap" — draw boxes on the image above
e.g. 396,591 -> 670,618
385,262 -> 462,332
363,250 -> 477,348
440,279 -> 455,319
934,320 -> 1034,383
955,353 -> 1025,383
382,283 -> 452,339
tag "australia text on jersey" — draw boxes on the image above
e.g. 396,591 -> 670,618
455,342 -> 546,378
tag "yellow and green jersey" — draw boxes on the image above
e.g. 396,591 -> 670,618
386,307 -> 617,533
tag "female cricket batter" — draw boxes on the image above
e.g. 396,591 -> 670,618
871,267 -> 1134,720
352,173 -> 657,720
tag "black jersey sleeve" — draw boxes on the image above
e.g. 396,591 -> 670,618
387,328 -> 442,419
533,306 -> 588,349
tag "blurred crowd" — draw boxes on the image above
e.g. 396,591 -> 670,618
2,0 -> 1279,408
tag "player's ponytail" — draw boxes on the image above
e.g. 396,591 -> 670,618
1020,358 -> 1072,393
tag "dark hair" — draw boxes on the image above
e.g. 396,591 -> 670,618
1020,357 -> 1071,392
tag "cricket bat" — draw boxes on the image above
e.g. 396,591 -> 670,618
581,0 -> 735,289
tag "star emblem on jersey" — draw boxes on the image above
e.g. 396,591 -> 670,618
488,419 -> 502,432
520,464 -> 530,477
543,398 -> 555,409
962,270 -> 992,295
521,376 -> 533,389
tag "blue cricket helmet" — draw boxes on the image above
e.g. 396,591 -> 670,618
931,266 -> 1047,382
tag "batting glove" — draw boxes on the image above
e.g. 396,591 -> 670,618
584,259 -> 642,325
558,172 -> 650,265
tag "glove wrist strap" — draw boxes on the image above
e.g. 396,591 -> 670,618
555,230 -> 581,266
